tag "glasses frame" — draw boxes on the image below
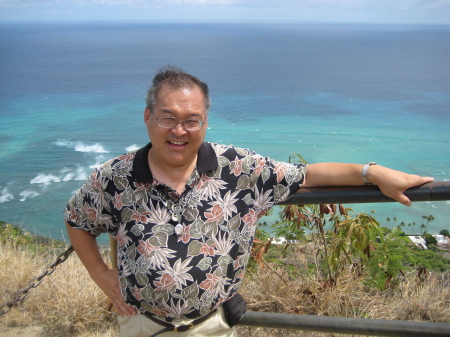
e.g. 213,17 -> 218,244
150,113 -> 205,132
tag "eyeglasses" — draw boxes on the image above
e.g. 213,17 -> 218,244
151,114 -> 205,132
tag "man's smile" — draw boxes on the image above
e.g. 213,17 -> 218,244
168,140 -> 188,146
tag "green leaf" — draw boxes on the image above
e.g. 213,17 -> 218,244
113,176 -> 128,191
242,193 -> 253,205
217,255 -> 233,276
130,224 -> 145,236
140,303 -> 156,315
217,156 -> 231,168
241,156 -> 253,174
248,172 -> 258,189
121,188 -> 135,206
153,224 -> 174,235
274,185 -> 289,202
197,257 -> 213,271
133,190 -> 148,206
121,208 -> 133,222
149,232 -> 168,247
140,286 -> 154,303
262,167 -> 270,183
227,214 -> 241,231
126,243 -> 137,260
188,240 -> 203,256
237,175 -> 249,190
136,271 -> 148,286
205,220 -> 220,238
189,219 -> 204,239
184,206 -> 199,221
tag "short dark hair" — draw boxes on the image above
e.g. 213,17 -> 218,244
145,66 -> 210,113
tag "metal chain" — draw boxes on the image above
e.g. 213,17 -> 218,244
0,245 -> 75,316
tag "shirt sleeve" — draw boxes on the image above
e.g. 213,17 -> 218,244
222,145 -> 307,205
64,167 -> 115,237
257,154 -> 306,204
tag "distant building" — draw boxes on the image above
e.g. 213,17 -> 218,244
433,234 -> 449,249
408,236 -> 427,249
272,237 -> 286,245
272,237 -> 301,245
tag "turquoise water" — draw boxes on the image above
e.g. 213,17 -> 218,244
1,23 -> 449,242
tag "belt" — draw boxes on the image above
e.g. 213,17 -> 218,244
144,309 -> 217,337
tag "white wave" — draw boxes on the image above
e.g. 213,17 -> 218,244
54,139 -> 109,153
19,190 -> 40,202
62,172 -> 75,182
30,173 -> 61,187
75,143 -> 108,153
125,144 -> 139,152
0,187 -> 14,203
89,162 -> 103,169
54,139 -> 73,148
89,154 -> 107,169
60,167 -> 74,182
60,166 -> 89,182
74,167 -> 89,181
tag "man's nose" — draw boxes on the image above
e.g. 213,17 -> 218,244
170,123 -> 188,135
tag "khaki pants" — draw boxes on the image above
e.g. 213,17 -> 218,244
118,306 -> 237,337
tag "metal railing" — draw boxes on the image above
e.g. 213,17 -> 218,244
239,311 -> 450,337
237,181 -> 450,336
278,181 -> 450,205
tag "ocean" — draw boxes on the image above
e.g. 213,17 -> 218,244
1,22 -> 449,244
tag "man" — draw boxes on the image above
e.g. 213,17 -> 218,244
65,66 -> 433,337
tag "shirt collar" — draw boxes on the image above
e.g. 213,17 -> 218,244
133,142 -> 218,183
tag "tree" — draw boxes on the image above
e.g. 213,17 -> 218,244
439,229 -> 450,237
365,230 -> 408,289
424,234 -> 437,247
420,224 -> 426,235
421,214 -> 435,235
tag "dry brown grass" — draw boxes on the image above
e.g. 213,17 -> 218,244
240,265 -> 450,321
1,241 -> 449,337
0,242 -> 117,336
237,260 -> 450,336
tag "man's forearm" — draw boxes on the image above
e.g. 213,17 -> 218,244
303,162 -> 434,206
304,162 -> 365,186
65,222 -> 137,316
65,222 -> 109,281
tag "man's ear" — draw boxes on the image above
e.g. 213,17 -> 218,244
144,107 -> 151,125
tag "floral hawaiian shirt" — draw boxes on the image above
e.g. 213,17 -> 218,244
65,142 -> 306,322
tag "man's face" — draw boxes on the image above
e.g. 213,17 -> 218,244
144,84 -> 208,169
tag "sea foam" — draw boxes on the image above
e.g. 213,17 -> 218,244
61,167 -> 89,182
125,144 -> 140,152
19,190 -> 40,202
30,173 -> 61,187
0,187 -> 14,204
54,139 -> 109,153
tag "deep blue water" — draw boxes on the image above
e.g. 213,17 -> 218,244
1,22 -> 449,242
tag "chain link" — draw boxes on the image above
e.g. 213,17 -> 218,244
0,245 -> 74,316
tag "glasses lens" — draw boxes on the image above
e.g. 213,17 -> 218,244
184,120 -> 202,131
158,117 -> 177,129
155,116 -> 203,131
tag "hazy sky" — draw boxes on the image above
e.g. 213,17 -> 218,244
0,0 -> 449,24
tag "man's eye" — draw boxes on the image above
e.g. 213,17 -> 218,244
185,120 -> 200,127
160,117 -> 175,124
